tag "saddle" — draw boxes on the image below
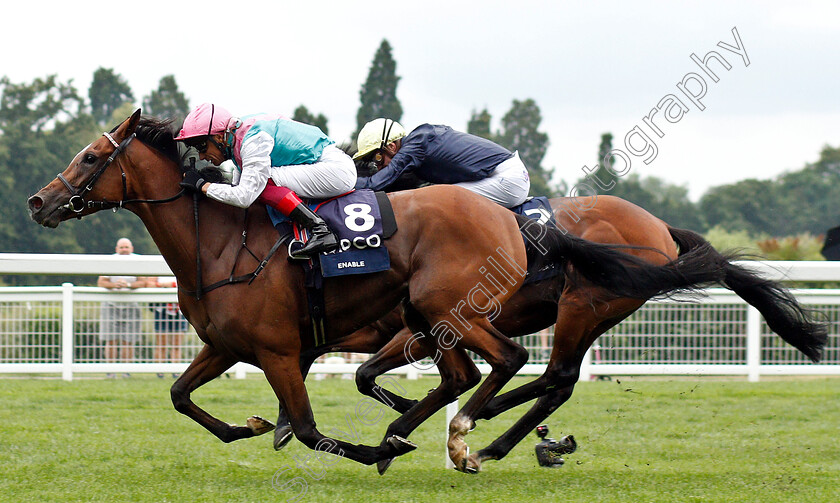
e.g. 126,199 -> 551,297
267,189 -> 397,346
511,197 -> 562,285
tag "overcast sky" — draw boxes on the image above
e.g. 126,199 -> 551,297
4,0 -> 839,200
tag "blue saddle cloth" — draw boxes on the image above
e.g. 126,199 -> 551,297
510,196 -> 557,228
267,190 -> 390,277
511,196 -> 562,284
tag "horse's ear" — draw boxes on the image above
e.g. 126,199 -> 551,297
125,108 -> 142,134
111,108 -> 142,141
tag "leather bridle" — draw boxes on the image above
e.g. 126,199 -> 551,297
53,129 -> 284,300
55,131 -> 184,215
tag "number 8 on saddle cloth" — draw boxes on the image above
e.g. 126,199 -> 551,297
266,189 -> 393,277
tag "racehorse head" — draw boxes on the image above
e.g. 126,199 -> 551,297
28,109 -> 143,227
28,109 -> 185,228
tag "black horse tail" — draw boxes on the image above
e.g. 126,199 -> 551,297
668,226 -> 828,363
518,214 -> 723,304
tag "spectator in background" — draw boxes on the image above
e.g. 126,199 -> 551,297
537,327 -> 552,363
97,237 -> 148,378
149,276 -> 188,378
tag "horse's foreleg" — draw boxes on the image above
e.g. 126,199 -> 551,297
274,354 -> 317,451
275,321 -> 397,451
258,350 -> 413,467
171,344 -> 273,443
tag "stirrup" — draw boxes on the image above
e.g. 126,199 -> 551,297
287,238 -> 309,260
289,236 -> 338,259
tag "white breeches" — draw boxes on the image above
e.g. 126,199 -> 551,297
271,144 -> 357,199
454,151 -> 530,208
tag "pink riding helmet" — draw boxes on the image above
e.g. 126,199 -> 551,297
174,103 -> 234,140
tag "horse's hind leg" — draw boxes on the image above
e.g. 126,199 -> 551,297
477,385 -> 577,466
171,343 -> 274,443
355,326 -> 426,414
474,299 -> 613,421
468,298 -> 643,471
374,302 -> 482,473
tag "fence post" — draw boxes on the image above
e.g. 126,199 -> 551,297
61,282 -> 74,382
579,347 -> 592,382
746,306 -> 761,382
405,364 -> 419,380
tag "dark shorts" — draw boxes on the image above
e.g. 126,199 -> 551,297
153,307 -> 188,333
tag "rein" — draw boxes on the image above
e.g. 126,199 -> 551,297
175,159 -> 287,301
57,132 -> 187,214
180,205 -> 289,300
58,130 -> 284,300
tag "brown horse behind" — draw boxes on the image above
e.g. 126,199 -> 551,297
275,194 -> 828,472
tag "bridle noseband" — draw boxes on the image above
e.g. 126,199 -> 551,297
56,131 -> 184,215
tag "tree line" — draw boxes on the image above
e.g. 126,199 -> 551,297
582,133 -> 840,255
1,40 -> 836,285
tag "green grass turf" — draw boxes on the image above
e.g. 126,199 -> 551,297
0,375 -> 838,503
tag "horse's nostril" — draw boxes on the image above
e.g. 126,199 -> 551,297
28,195 -> 43,212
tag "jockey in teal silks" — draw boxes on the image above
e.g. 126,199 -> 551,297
174,103 -> 356,259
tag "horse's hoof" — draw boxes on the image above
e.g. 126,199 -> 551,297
376,457 -> 395,475
466,453 -> 483,473
247,415 -> 275,436
459,455 -> 478,474
551,435 -> 577,455
386,435 -> 417,455
273,425 -> 294,451
451,445 -> 471,473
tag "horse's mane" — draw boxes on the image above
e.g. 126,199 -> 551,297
134,116 -> 181,165
132,116 -> 227,183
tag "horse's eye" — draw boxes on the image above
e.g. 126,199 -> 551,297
83,153 -> 97,164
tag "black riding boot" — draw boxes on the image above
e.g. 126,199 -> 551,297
288,204 -> 338,259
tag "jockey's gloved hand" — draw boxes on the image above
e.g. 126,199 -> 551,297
180,170 -> 207,195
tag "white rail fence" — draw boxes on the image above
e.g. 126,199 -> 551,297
1,254 -> 838,381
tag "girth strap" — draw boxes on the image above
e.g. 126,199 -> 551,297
194,233 -> 289,297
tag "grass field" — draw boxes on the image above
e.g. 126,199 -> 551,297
1,375 -> 838,503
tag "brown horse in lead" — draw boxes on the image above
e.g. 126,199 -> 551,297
273,194 -> 828,472
27,111 -> 713,470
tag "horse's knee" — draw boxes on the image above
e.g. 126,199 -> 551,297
495,344 -> 529,376
291,424 -> 321,449
461,364 -> 482,393
355,362 -> 376,396
543,364 -> 580,389
170,382 -> 189,414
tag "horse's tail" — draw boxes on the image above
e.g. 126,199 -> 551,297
519,214 -> 722,303
668,226 -> 828,363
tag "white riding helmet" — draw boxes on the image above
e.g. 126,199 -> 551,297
354,118 -> 407,160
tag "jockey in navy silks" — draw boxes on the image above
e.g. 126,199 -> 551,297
354,118 -> 531,208
174,103 -> 356,259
